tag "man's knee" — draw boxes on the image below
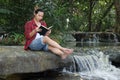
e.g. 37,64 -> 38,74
43,36 -> 50,42
44,36 -> 49,40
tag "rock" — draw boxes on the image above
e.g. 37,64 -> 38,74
63,33 -> 76,42
0,46 -> 73,75
103,47 -> 120,67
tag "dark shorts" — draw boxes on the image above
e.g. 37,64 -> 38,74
29,37 -> 48,51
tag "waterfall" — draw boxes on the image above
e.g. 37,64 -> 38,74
63,50 -> 120,80
112,33 -> 119,42
71,55 -> 99,72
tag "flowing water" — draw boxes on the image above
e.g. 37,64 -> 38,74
62,49 -> 120,80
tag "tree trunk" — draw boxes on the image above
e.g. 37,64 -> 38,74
88,0 -> 98,31
88,0 -> 92,31
114,0 -> 120,34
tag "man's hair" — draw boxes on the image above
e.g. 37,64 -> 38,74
34,8 -> 44,14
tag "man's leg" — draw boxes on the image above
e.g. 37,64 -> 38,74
43,36 -> 73,54
43,36 -> 63,50
48,46 -> 70,59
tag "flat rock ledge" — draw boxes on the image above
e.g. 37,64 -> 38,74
0,46 -> 73,75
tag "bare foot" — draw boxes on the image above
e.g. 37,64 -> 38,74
61,53 -> 68,59
61,52 -> 73,59
63,48 -> 74,54
61,48 -> 74,59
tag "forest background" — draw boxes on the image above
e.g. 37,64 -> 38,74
0,0 -> 120,45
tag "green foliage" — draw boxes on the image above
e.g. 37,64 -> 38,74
0,9 -> 14,14
0,0 -> 116,33
0,0 -> 35,33
0,0 -> 119,45
0,32 -> 24,45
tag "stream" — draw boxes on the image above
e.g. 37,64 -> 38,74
25,42 -> 120,80
60,42 -> 120,80
3,42 -> 120,80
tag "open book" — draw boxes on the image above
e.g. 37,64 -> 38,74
38,26 -> 52,35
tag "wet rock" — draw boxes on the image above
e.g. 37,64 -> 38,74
63,33 -> 76,42
0,46 -> 73,75
103,47 -> 120,67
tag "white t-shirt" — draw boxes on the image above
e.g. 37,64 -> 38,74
35,33 -> 43,39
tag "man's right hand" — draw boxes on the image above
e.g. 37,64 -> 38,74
35,27 -> 42,32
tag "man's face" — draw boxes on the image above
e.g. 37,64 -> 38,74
35,11 -> 44,21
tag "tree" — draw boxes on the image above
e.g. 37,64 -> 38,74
88,0 -> 98,31
0,0 -> 118,33
94,0 -> 114,31
114,0 -> 120,34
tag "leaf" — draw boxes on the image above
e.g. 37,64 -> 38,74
0,9 -> 14,14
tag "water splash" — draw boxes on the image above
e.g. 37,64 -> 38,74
63,50 -> 120,80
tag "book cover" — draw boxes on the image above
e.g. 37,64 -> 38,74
38,26 -> 49,35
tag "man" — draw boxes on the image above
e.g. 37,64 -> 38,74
24,8 -> 73,59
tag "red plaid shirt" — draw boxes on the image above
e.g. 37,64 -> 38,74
24,19 -> 47,50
